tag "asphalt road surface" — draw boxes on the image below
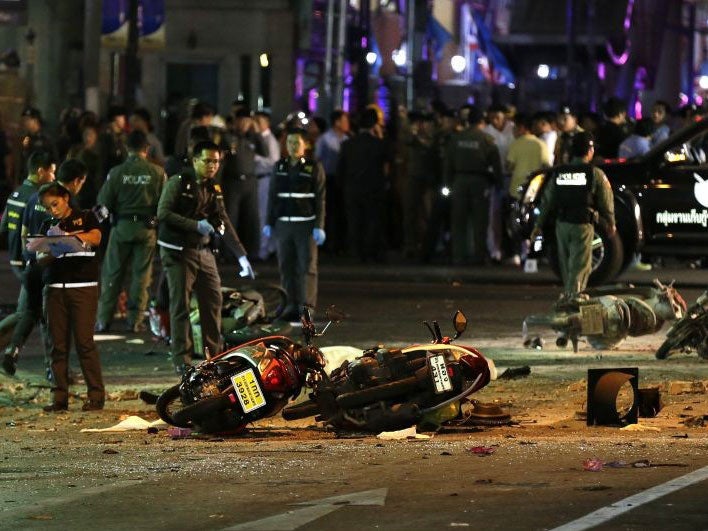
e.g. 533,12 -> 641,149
1,255 -> 707,530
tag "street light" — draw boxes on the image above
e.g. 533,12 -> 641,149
392,47 -> 406,68
450,55 -> 466,74
365,52 -> 378,65
537,64 -> 550,79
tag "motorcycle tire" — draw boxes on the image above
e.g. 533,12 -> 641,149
654,338 -> 676,360
282,399 -> 320,420
335,376 -> 421,409
252,282 -> 288,321
156,385 -> 190,427
171,394 -> 234,427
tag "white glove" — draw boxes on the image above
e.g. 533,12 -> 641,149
238,255 -> 255,279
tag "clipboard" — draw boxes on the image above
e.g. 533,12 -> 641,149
26,234 -> 84,254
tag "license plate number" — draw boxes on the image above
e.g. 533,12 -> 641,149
428,354 -> 452,394
231,369 -> 266,413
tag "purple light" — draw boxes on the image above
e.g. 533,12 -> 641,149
343,88 -> 350,112
679,93 -> 689,106
295,58 -> 305,98
634,100 -> 642,119
695,94 -> 704,106
607,0 -> 634,66
308,89 -> 319,113
597,62 -> 606,80
361,36 -> 367,48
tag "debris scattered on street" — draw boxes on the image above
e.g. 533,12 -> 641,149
468,446 -> 496,456
167,426 -> 192,438
619,423 -> 661,432
376,426 -> 431,440
582,458 -> 604,471
81,415 -> 166,433
667,381 -> 707,395
498,366 -> 531,379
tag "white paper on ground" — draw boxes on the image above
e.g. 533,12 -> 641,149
376,426 -> 431,440
81,415 -> 167,432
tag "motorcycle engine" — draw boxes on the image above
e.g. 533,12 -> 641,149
183,360 -> 244,401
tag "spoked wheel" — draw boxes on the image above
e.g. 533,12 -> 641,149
156,384 -> 190,427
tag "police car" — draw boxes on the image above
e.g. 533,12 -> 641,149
510,116 -> 708,284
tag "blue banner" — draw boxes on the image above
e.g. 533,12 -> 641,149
472,10 -> 515,85
425,13 -> 452,61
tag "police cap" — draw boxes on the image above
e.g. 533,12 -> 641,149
21,106 -> 41,120
570,131 -> 595,157
558,104 -> 577,117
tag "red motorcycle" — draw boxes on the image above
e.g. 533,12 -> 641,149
157,308 -> 495,434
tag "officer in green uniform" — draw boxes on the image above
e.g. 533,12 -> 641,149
95,130 -> 166,333
531,132 -> 616,298
263,128 -> 326,322
443,106 -> 502,265
158,140 -> 254,374
0,151 -> 55,374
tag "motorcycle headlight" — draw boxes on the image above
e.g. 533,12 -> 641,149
522,173 -> 545,205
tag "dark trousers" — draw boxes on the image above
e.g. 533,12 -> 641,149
11,263 -> 51,360
46,286 -> 104,404
346,190 -> 385,261
0,265 -> 26,349
451,176 -> 489,264
223,176 -> 260,255
275,221 -> 317,313
160,247 -> 222,365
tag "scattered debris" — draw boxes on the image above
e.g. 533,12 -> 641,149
376,426 -> 431,440
620,423 -> 661,432
582,458 -> 604,471
667,381 -> 707,395
468,446 -> 496,456
102,448 -> 119,455
498,366 -> 531,380
167,426 -> 192,438
81,416 -> 166,433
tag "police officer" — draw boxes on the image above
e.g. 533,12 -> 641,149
0,151 -> 55,374
531,132 -> 616,299
14,107 -> 56,184
157,140 -> 254,374
554,105 -> 584,166
444,105 -> 502,265
95,130 -> 166,333
263,128 -> 326,322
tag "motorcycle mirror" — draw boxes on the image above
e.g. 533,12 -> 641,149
452,310 -> 467,339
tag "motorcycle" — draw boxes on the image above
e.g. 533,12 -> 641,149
149,281 -> 292,352
281,309 -> 496,433
157,308 -> 495,434
655,290 -> 708,360
522,279 -> 686,352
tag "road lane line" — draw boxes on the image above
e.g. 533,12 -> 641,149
550,465 -> 708,531
1,479 -> 144,516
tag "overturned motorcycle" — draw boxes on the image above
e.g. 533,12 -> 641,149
655,290 -> 708,360
156,308 -> 496,434
522,279 -> 687,352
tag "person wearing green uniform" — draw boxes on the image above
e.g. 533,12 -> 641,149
443,105 -> 502,265
95,130 -> 166,333
531,132 -> 616,298
157,140 -> 254,374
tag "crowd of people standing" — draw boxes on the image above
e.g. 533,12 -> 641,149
0,94 -> 693,408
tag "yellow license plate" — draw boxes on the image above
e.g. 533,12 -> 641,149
231,368 -> 266,413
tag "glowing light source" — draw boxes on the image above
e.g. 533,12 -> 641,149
699,76 -> 708,90
392,47 -> 406,67
365,52 -> 378,65
450,55 -> 467,74
259,53 -> 269,68
536,64 -> 550,79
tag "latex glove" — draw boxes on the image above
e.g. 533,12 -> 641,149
197,219 -> 215,236
312,228 -> 326,246
238,255 -> 255,279
47,224 -> 67,236
262,225 -> 272,239
48,241 -> 75,257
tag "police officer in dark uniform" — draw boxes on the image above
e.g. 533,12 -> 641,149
157,140 -> 254,374
0,151 -> 55,374
263,128 -> 326,322
443,105 -> 502,265
15,107 -> 56,184
531,132 -> 616,298
95,130 -> 166,333
554,105 -> 584,166
38,180 -> 104,412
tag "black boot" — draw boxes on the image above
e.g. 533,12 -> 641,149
1,346 -> 19,376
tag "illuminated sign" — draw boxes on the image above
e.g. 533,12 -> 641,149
656,209 -> 708,228
693,173 -> 708,208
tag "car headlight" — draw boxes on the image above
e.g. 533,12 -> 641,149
522,173 -> 545,205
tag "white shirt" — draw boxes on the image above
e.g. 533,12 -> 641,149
254,129 -> 281,176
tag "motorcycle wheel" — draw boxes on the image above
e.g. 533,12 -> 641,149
171,394 -> 234,427
335,376 -> 420,409
282,399 -> 320,420
248,282 -> 287,321
156,385 -> 190,427
655,336 -> 682,360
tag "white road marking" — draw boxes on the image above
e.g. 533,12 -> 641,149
1,480 -> 144,516
223,488 -> 388,531
550,465 -> 708,531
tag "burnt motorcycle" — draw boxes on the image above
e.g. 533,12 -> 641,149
522,279 -> 686,352
157,308 -> 495,434
655,290 -> 708,360
281,309 -> 495,433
